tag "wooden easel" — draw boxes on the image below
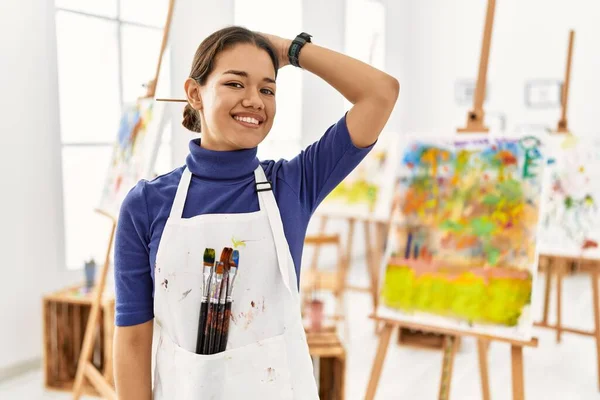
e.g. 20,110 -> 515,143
396,0 -> 494,350
457,0 -> 496,133
556,30 -> 575,134
365,318 -> 538,400
365,0 -> 539,398
309,215 -> 387,330
534,29 -> 600,392
71,2 -> 176,398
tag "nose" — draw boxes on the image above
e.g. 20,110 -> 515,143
241,88 -> 264,110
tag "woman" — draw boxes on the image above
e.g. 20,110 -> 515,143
113,26 -> 398,399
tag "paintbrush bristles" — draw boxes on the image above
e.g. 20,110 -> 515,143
216,248 -> 233,274
215,261 -> 224,274
231,250 -> 239,267
203,248 -> 215,264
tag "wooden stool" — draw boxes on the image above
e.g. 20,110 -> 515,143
42,284 -> 115,396
306,327 -> 346,400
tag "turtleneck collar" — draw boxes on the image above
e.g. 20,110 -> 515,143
185,138 -> 259,181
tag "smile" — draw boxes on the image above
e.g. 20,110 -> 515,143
232,115 -> 262,128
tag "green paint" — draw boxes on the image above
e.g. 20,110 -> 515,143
439,220 -> 465,233
470,217 -> 496,237
564,196 -> 574,209
381,264 -> 532,327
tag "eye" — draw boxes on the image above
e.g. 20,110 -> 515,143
225,82 -> 243,88
261,88 -> 275,96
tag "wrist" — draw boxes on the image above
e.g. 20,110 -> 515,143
281,39 -> 292,67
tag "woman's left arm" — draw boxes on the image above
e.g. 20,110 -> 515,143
296,41 -> 399,148
265,33 -> 399,148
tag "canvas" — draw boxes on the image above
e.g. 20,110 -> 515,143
315,131 -> 399,222
377,134 -> 545,340
98,97 -> 167,219
539,135 -> 600,259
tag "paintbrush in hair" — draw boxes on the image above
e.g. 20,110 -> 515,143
219,249 -> 239,352
195,248 -> 215,355
206,248 -> 231,354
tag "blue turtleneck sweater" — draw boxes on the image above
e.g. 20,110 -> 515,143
114,114 -> 374,326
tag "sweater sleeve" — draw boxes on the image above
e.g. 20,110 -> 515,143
277,113 -> 375,214
113,181 -> 154,326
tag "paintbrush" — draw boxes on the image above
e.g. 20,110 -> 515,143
219,249 -> 239,352
214,257 -> 230,353
206,248 -> 231,354
195,248 -> 215,355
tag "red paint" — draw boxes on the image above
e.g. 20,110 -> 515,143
582,239 -> 598,250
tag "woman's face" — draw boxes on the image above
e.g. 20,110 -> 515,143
196,43 -> 277,151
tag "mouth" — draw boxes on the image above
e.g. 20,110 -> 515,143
231,114 -> 264,129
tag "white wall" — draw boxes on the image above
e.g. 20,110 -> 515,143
0,0 -> 82,371
168,0 -> 235,166
384,0 -> 600,136
301,0 -> 347,148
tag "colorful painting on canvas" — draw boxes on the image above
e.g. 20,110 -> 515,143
316,131 -> 399,221
539,135 -> 600,259
377,135 -> 545,340
98,98 -> 166,219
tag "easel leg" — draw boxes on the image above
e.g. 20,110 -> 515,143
72,220 -> 117,399
477,340 -> 491,400
345,218 -> 355,279
438,335 -> 459,400
310,216 -> 329,270
365,323 -> 394,400
556,259 -> 564,343
542,257 -> 552,324
591,269 -> 600,391
510,345 -> 525,400
363,221 -> 379,334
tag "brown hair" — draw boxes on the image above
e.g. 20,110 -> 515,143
182,26 -> 279,133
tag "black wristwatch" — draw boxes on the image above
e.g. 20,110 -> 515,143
288,32 -> 312,68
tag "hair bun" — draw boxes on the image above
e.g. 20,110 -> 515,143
182,104 -> 202,133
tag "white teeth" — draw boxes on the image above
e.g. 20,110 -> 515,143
234,116 -> 259,125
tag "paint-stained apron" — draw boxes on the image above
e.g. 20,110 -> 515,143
152,166 -> 319,399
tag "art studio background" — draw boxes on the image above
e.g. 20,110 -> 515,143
2,0 -> 600,399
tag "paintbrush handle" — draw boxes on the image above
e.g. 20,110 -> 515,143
219,301 -> 233,352
202,303 -> 216,355
214,303 -> 225,353
207,302 -> 220,354
195,301 -> 209,354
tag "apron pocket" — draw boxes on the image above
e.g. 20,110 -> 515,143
155,331 -> 295,400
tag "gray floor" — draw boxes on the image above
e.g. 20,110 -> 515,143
1,259 -> 599,399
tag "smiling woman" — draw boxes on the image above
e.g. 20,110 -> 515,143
113,25 -> 398,400
181,28 -> 280,150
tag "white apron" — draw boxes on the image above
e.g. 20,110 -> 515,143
152,166 -> 319,399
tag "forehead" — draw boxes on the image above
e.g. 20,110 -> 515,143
212,43 -> 276,80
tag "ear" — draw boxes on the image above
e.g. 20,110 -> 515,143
184,78 -> 203,110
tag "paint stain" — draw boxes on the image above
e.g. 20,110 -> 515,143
161,279 -> 168,289
179,289 -> 192,301
266,367 -> 275,382
251,301 -> 255,308
231,313 -> 238,324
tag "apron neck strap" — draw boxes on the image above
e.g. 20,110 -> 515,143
169,167 -> 192,219
254,166 -> 293,294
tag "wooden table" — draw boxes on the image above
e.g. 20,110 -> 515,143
42,284 -> 115,396
307,328 -> 346,400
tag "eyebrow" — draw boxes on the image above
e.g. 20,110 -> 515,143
223,70 -> 276,84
